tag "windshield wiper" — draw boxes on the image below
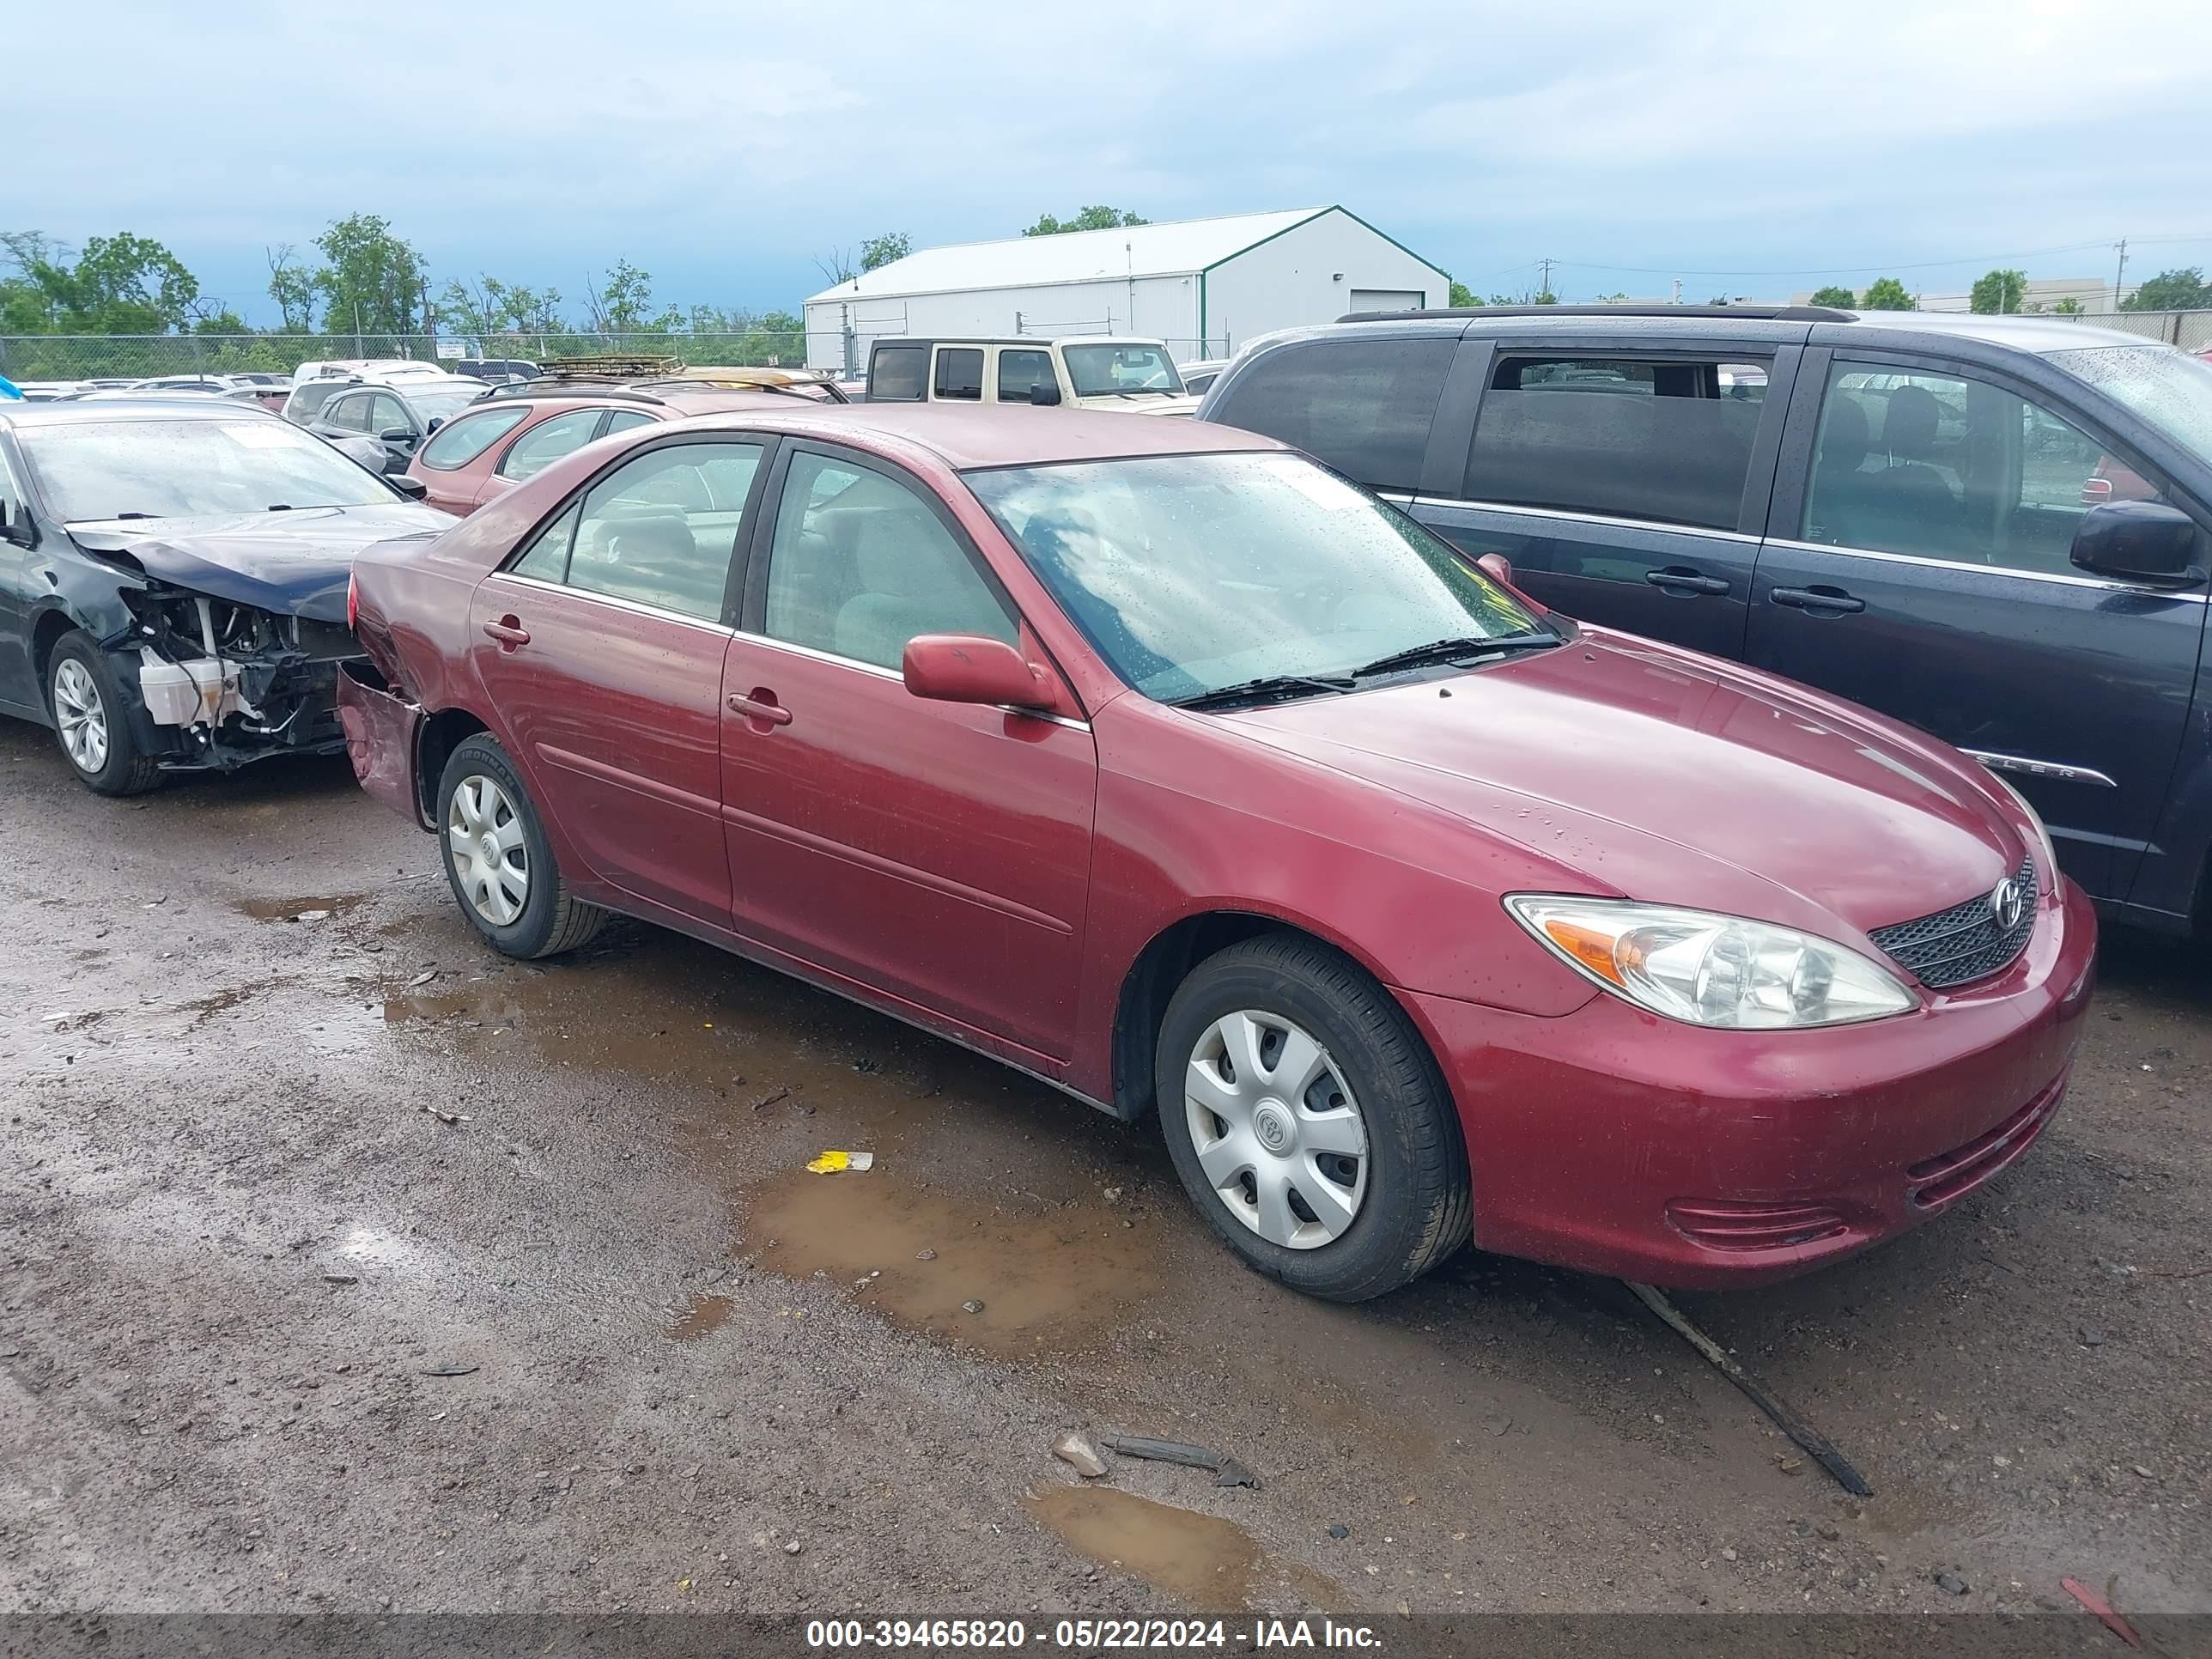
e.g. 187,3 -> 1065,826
1170,672 -> 1358,711
112,511 -> 157,520
1351,632 -> 1559,679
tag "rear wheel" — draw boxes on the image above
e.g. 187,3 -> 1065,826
1155,933 -> 1471,1302
48,632 -> 161,796
435,733 -> 605,959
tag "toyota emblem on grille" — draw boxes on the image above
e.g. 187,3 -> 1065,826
1989,876 -> 2025,933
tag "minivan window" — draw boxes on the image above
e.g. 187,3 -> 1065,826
871,345 -> 927,402
934,348 -> 983,401
1463,356 -> 1763,530
1208,337 -> 1452,494
1803,361 -> 2159,577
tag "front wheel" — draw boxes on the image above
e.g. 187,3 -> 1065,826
435,733 -> 605,959
48,631 -> 161,796
1155,933 -> 1472,1303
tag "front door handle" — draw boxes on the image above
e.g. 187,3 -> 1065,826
481,617 -> 531,648
726,690 -> 793,727
1644,567 -> 1730,596
1769,585 -> 1866,615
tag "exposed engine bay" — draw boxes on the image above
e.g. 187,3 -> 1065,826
113,581 -> 358,770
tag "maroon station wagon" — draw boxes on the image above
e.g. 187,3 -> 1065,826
339,405 -> 2096,1299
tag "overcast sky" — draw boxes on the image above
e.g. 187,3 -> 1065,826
9,0 -> 2210,324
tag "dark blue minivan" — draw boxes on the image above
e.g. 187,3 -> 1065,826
1199,306 -> 2212,936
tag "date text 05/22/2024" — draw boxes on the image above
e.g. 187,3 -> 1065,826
805,1618 -> 1383,1650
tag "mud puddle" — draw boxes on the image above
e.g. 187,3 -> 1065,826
670,1293 -> 734,1341
1027,1486 -> 1267,1607
235,894 -> 370,923
744,1167 -> 1169,1358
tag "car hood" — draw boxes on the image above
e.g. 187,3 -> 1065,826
1074,392 -> 1204,416
1223,630 -> 2025,940
67,503 -> 450,624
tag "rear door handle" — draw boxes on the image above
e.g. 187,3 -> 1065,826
1769,586 -> 1866,615
481,617 -> 531,647
726,691 -> 793,727
1644,568 -> 1730,596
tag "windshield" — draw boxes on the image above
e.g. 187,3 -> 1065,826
402,382 -> 490,422
1062,344 -> 1185,398
21,419 -> 398,521
2051,344 -> 2212,466
969,450 -> 1547,702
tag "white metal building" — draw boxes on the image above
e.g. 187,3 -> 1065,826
803,207 -> 1449,373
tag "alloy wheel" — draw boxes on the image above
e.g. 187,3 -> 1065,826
52,659 -> 110,775
1184,1009 -> 1370,1249
447,773 -> 529,927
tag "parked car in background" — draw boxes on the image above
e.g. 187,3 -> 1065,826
408,368 -> 848,514
1200,305 -> 2212,938
223,384 -> 293,415
304,374 -> 490,472
866,336 -> 1200,415
290,357 -> 447,386
0,398 -> 447,795
1177,358 -> 1231,397
341,403 -> 2090,1299
126,374 -> 246,396
10,381 -> 89,401
454,358 -> 540,385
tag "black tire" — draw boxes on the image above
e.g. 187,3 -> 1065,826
46,631 -> 161,797
1154,933 -> 1472,1303
434,733 -> 605,959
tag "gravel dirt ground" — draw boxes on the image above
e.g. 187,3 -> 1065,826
2,720 -> 2207,1632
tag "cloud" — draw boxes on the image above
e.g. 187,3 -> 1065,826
8,0 -> 2209,319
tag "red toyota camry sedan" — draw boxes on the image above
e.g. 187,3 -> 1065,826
339,405 -> 2095,1300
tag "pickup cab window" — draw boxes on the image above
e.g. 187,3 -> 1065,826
871,345 -> 927,403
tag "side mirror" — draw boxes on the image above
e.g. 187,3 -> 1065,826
1,507 -> 33,549
2070,501 -> 2201,584
1476,551 -> 1513,586
1028,381 -> 1062,407
380,426 -> 416,447
389,475 -> 428,501
902,634 -> 1049,709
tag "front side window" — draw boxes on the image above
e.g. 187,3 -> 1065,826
933,348 -> 983,401
323,393 -> 373,434
997,349 -> 1053,403
498,409 -> 605,481
1061,343 -> 1184,398
368,393 -> 410,435
17,418 -> 398,522
1463,355 -> 1765,530
1803,361 -> 2156,576
969,450 -> 1545,703
1209,337 -> 1452,494
560,442 -> 763,621
870,345 -> 927,402
2051,343 -> 2212,467
417,404 -> 529,470
763,450 -> 1016,670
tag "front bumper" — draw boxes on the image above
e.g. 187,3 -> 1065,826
1401,873 -> 2098,1288
335,659 -> 428,826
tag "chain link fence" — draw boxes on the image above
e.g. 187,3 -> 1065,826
0,330 -> 822,383
2044,308 -> 2212,351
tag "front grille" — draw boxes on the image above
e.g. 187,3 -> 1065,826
1868,856 -> 2037,989
1664,1197 -> 1850,1252
1907,1071 -> 2067,1209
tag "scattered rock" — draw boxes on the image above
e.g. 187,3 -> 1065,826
1051,1432 -> 1108,1478
2131,1465 -> 2154,1479
1936,1571 -> 1969,1595
1721,1547 -> 1738,1562
961,1299 -> 985,1315
782,1540 -> 802,1556
322,1273 -> 358,1285
420,1363 -> 478,1377
406,970 -> 438,988
1328,1525 -> 1350,1540
915,1249 -> 937,1261
2079,1330 -> 2106,1347
1775,1455 -> 1803,1475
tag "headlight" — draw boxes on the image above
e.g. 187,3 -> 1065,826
1504,896 -> 1916,1029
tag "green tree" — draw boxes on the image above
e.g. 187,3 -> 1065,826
1447,280 -> 1480,307
2,230 -> 204,332
442,275 -> 568,337
2121,266 -> 2212,311
1808,284 -> 1856,307
2051,295 -> 2086,314
265,244 -> 317,331
312,214 -> 427,335
859,232 -> 910,272
1022,206 -> 1149,237
590,258 -> 655,331
1860,276 -> 1916,311
1970,268 -> 2027,314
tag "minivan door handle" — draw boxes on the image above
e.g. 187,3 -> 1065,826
1769,585 -> 1866,615
1644,567 -> 1730,596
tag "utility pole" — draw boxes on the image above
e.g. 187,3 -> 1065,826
2113,238 -> 2129,310
1539,256 -> 1555,302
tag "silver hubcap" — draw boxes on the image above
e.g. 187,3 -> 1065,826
52,659 -> 109,774
447,774 -> 528,927
1185,1010 -> 1369,1250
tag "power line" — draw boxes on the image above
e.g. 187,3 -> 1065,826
1540,234 -> 2212,281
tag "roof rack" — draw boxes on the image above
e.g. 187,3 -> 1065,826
484,383 -> 672,406
536,353 -> 690,381
1337,303 -> 1858,324
637,374 -> 852,405
1335,302 -> 1857,327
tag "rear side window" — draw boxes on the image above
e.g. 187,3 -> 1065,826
872,345 -> 927,402
285,381 -> 343,424
1207,337 -> 1451,493
934,348 -> 983,401
498,409 -> 605,481
1463,356 -> 1765,530
418,404 -> 530,470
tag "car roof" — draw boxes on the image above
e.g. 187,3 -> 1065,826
664,402 -> 1283,470
0,396 -> 274,428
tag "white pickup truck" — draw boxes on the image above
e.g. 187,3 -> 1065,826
863,336 -> 1200,416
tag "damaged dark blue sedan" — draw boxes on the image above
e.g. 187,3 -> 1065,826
0,399 -> 449,793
